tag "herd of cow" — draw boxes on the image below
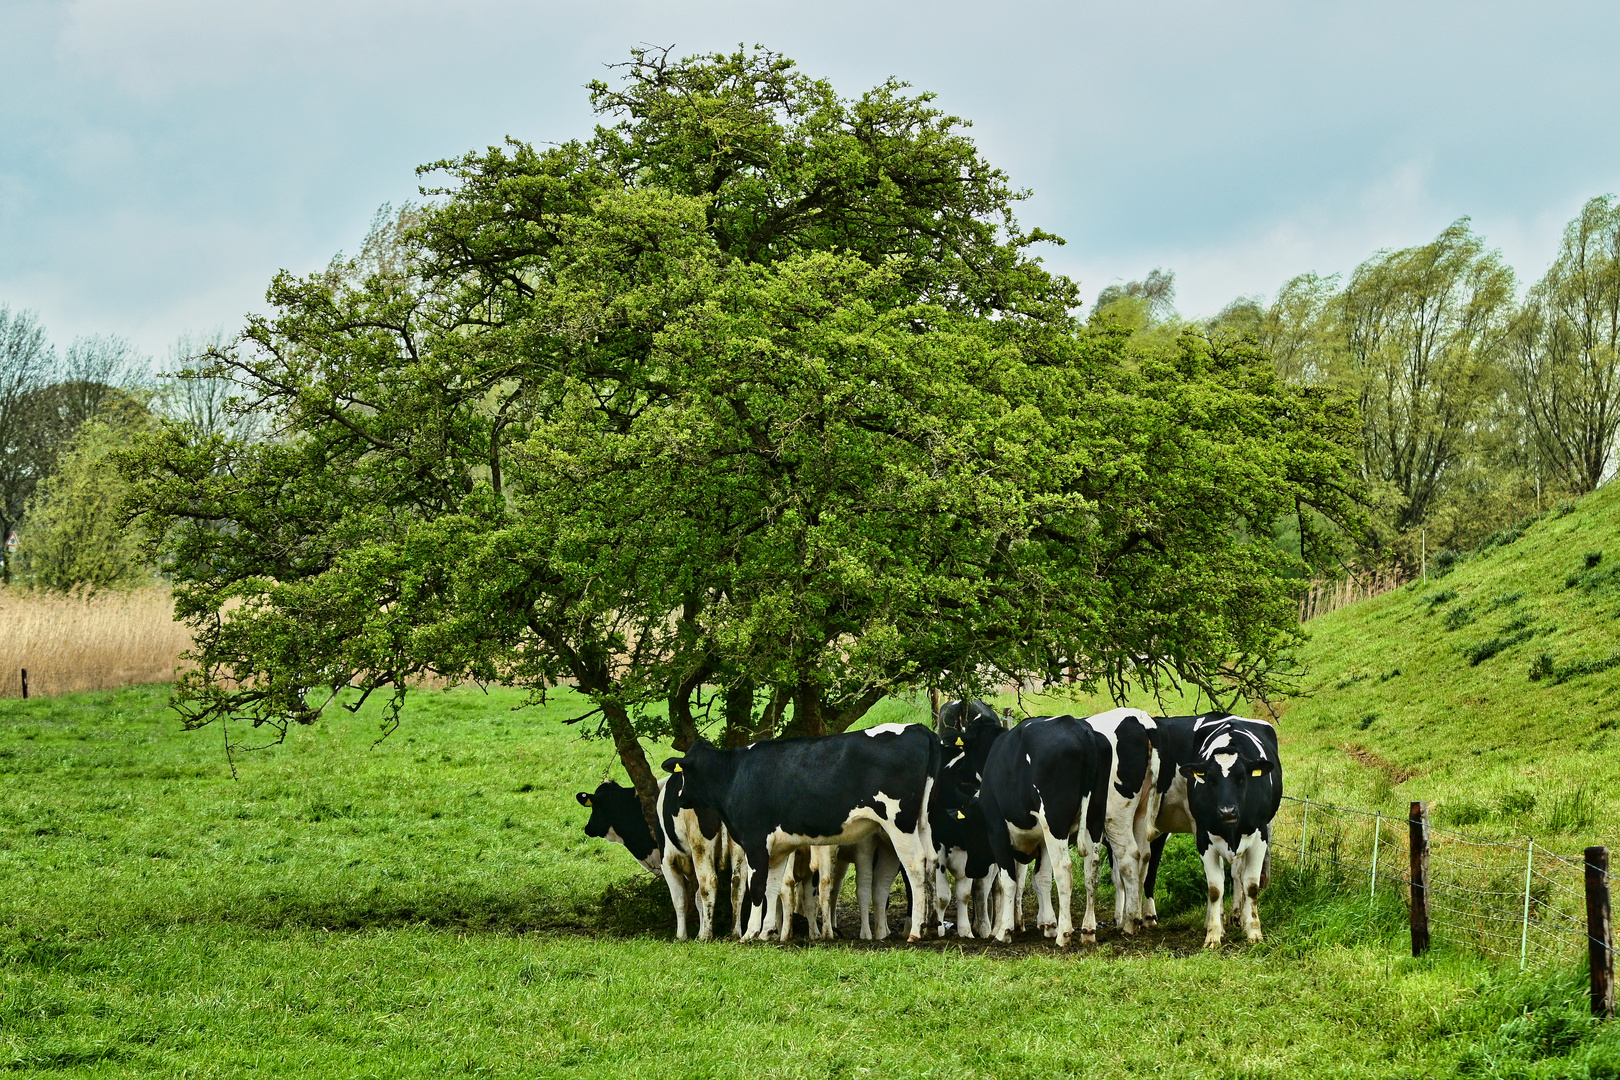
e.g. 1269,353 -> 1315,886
576,702 -> 1282,950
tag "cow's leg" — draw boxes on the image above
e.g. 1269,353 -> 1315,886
741,846 -> 772,941
1013,860 -> 1030,932
855,835 -> 878,940
881,824 -> 933,943
1032,853 -> 1056,938
1201,843 -> 1228,949
933,849 -> 953,935
1077,832 -> 1100,945
992,866 -> 1019,943
813,846 -> 836,940
662,856 -> 691,941
829,846 -> 855,938
972,874 -> 994,938
1105,818 -> 1143,936
1235,834 -> 1268,943
729,844 -> 749,939
951,850 -> 974,937
692,838 -> 720,942
1042,827 -> 1076,948
872,841 -> 902,941
1142,833 -> 1167,929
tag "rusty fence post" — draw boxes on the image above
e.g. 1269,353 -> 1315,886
1588,846 -> 1613,1019
1410,801 -> 1430,957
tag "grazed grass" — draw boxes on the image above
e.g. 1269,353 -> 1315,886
0,586 -> 192,698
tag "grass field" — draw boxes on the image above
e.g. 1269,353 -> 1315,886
6,484 -> 1620,1076
3,682 -> 1618,1078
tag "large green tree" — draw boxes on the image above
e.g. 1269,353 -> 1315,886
122,48 -> 1361,817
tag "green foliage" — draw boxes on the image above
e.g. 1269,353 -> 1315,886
119,46 -> 1363,792
1545,786 -> 1596,833
16,418 -> 149,592
1427,588 -> 1460,609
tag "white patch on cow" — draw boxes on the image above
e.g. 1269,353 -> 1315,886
944,751 -> 966,769
863,723 -> 910,737
1236,728 -> 1267,757
1214,752 -> 1238,777
1199,730 -> 1233,757
1025,753 -> 1032,764
765,789 -> 907,852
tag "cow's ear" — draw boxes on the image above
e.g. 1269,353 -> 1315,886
1179,763 -> 1205,782
1249,759 -> 1275,777
576,792 -> 593,807
660,757 -> 683,774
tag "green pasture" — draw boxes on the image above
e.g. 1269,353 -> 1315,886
1,683 -> 1617,1077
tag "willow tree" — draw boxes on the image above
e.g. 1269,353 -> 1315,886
1508,196 -> 1620,494
122,47 -> 1361,817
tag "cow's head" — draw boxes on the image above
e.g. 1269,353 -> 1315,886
575,781 -> 661,873
660,737 -> 735,812
1178,732 -> 1277,844
943,711 -> 1006,794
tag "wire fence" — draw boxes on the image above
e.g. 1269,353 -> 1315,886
1268,795 -> 1594,969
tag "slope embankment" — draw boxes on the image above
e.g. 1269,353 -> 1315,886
1278,481 -> 1620,843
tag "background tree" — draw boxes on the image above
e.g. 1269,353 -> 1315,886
1335,221 -> 1515,558
0,306 -> 56,583
17,416 -> 151,593
1507,195 -> 1620,494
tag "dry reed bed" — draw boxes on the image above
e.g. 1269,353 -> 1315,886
0,586 -> 192,697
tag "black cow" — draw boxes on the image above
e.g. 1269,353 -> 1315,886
978,715 -> 1113,946
1142,712 -> 1282,947
576,781 -> 661,874
663,724 -> 940,942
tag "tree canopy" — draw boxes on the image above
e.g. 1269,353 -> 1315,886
121,47 -> 1362,815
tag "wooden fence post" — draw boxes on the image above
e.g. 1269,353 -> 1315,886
19,668 -> 26,700
1587,846 -> 1613,1019
1410,801 -> 1430,957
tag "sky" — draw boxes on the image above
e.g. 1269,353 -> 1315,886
3,0 -> 1619,361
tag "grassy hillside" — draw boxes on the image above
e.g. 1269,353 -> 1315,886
5,682 -> 1608,1077
1278,481 -> 1620,842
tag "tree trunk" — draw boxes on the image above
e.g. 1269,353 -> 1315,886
783,681 -> 825,738
827,685 -> 889,733
722,681 -> 755,747
603,701 -> 660,833
757,684 -> 791,741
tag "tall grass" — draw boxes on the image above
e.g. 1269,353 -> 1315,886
0,585 -> 190,697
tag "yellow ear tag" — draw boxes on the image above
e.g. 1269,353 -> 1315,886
673,764 -> 682,772
583,796 -> 593,806
1251,768 -> 1263,777
956,810 -> 966,820
955,737 -> 964,747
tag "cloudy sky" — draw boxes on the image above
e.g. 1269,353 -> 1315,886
3,0 -> 1618,359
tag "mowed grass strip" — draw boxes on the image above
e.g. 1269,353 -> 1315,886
0,681 -> 1605,1077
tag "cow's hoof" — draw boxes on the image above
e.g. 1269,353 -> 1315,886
1080,931 -> 1096,945
907,933 -> 921,943
1247,929 -> 1264,944
1056,935 -> 1072,948
1142,916 -> 1158,929
1203,934 -> 1223,949
1121,922 -> 1138,937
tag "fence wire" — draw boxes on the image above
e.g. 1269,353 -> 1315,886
1268,796 -> 1595,968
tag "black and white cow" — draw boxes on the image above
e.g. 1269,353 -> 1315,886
577,780 -> 662,874
1081,708 -> 1159,935
662,725 -> 939,942
577,777 -> 744,941
978,715 -> 1113,946
931,707 -> 1008,937
1142,712 -> 1282,947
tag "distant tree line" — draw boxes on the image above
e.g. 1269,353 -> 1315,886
0,311 -> 259,592
1104,198 -> 1620,573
